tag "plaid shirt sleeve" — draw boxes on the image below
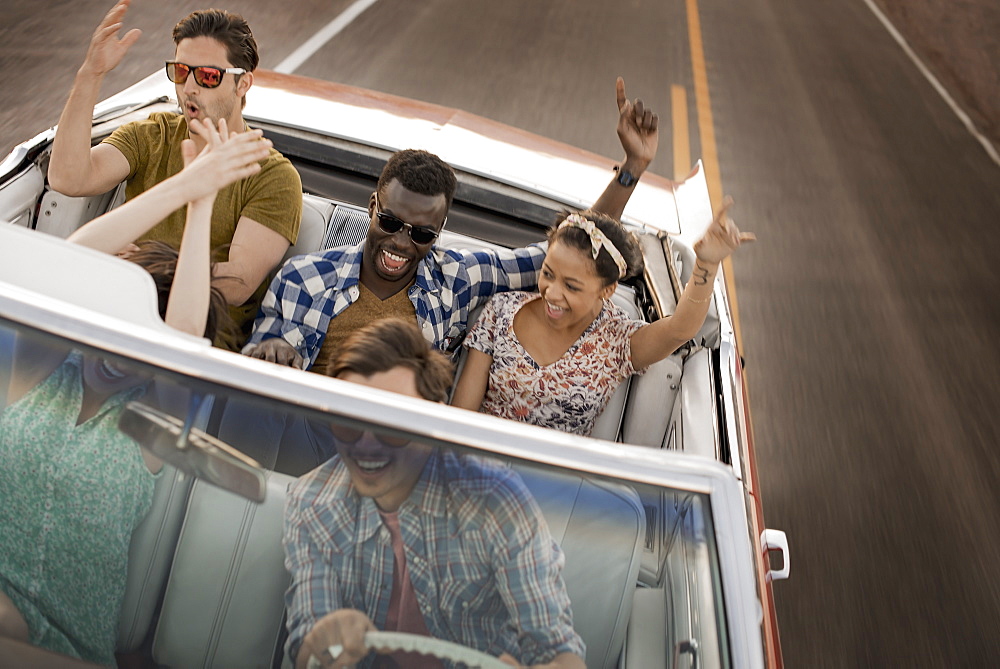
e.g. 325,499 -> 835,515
488,470 -> 586,663
246,255 -> 336,364
283,477 -> 342,665
461,243 -> 546,310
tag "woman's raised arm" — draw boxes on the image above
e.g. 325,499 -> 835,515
67,118 -> 270,255
629,197 -> 755,370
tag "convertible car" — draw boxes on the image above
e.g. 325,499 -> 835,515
0,70 -> 788,667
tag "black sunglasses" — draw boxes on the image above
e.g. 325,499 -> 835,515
373,193 -> 442,245
165,61 -> 246,89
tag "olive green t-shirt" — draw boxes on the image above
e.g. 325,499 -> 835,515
102,112 -> 302,343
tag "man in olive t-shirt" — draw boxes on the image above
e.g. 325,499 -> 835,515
102,111 -> 301,336
48,2 -> 302,344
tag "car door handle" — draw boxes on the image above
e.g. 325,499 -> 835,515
761,528 -> 790,581
673,638 -> 698,669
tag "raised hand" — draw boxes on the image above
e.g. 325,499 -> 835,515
616,77 -> 659,172
178,118 -> 272,206
693,197 -> 756,265
80,0 -> 142,79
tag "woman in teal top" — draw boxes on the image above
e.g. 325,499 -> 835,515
0,118 -> 270,665
0,351 -> 154,664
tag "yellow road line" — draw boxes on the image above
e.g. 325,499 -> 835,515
671,85 -> 691,181
686,0 -> 745,353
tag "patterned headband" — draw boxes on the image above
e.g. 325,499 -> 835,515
557,213 -> 628,279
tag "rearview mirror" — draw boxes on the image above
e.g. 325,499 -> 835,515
119,400 -> 267,503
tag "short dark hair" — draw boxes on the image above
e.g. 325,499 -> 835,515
128,240 -> 236,345
547,211 -> 644,285
377,150 -> 458,213
328,318 -> 454,403
172,9 -> 259,72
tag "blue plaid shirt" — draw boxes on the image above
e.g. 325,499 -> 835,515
247,242 -> 545,368
282,451 -> 585,667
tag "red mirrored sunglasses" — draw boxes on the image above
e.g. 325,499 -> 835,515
165,61 -> 246,89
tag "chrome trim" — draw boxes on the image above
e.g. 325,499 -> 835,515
0,280 -> 718,491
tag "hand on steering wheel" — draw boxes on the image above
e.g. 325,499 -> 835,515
306,631 -> 510,669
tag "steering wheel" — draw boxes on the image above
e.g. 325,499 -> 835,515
305,631 -> 510,668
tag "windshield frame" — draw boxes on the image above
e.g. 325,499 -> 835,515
0,203 -> 764,669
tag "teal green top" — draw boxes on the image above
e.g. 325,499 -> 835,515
0,352 -> 155,665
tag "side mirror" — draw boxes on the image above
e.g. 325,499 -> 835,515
119,400 -> 267,503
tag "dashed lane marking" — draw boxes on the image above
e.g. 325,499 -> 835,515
671,85 -> 691,181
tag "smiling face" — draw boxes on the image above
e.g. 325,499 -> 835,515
538,240 -> 616,331
332,367 -> 433,512
81,356 -> 151,397
360,179 -> 448,298
173,36 -> 251,129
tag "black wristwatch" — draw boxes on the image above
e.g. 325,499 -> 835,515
615,165 -> 639,188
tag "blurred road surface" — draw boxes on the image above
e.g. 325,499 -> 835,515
1,0 -> 999,665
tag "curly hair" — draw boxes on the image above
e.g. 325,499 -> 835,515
328,318 -> 455,403
127,241 -> 237,346
547,210 -> 645,285
377,149 -> 457,213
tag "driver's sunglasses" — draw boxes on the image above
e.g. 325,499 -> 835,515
373,193 -> 442,245
330,423 -> 411,448
165,61 -> 246,89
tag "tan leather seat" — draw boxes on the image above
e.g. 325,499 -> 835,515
280,194 -> 333,263
117,466 -> 193,652
150,471 -> 295,668
513,465 -> 645,669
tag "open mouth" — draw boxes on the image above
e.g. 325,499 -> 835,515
379,249 -> 410,274
98,359 -> 127,382
351,455 -> 392,474
545,301 -> 566,319
184,100 -> 200,117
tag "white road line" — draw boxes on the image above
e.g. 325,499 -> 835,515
273,0 -> 380,74
860,0 -> 1000,167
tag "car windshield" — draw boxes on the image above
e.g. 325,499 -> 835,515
0,310 -> 732,668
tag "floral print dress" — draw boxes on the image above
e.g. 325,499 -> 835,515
465,291 -> 646,436
0,352 -> 154,666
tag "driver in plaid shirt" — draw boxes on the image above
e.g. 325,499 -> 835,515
283,319 -> 585,668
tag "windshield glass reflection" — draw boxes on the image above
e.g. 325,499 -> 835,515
0,317 -> 729,668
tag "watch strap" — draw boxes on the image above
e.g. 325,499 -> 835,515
615,165 -> 639,187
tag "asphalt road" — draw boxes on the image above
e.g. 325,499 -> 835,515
2,0 -> 1000,666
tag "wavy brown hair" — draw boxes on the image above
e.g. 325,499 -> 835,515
172,9 -> 258,109
328,318 -> 454,403
127,240 -> 237,346
172,9 -> 259,72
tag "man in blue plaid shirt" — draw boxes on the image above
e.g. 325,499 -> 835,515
283,319 -> 585,668
244,78 -> 658,373
244,148 -> 544,373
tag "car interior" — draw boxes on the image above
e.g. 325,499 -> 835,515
0,124 -> 730,668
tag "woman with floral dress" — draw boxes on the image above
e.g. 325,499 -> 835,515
451,202 -> 754,437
